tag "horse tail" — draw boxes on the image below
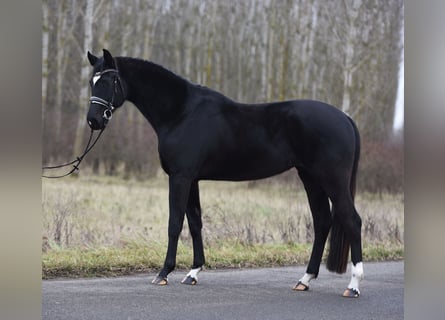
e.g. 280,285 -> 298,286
348,117 -> 360,202
326,116 -> 360,274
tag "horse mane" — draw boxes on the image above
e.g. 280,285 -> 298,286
116,57 -> 189,90
115,56 -> 190,120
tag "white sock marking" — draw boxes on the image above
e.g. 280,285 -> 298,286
298,273 -> 316,286
186,267 -> 201,280
347,262 -> 364,293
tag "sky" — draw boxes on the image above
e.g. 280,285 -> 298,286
393,21 -> 404,133
393,57 -> 404,132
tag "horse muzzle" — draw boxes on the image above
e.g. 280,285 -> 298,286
87,103 -> 111,130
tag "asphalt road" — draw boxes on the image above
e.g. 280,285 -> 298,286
43,261 -> 403,320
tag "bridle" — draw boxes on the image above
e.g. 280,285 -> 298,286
42,128 -> 104,178
42,68 -> 125,178
88,68 -> 125,123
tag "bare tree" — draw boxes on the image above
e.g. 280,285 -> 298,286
42,0 -> 50,111
73,0 -> 95,157
42,0 -> 404,187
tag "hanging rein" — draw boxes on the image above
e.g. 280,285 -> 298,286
42,68 -> 122,178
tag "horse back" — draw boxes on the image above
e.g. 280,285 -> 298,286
159,93 -> 356,181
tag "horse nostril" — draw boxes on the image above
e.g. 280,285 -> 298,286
87,118 -> 100,130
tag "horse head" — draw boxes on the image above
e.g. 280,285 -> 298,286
86,49 -> 126,130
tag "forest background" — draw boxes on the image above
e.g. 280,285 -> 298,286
42,0 -> 404,194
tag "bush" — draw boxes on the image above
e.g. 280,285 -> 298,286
358,139 -> 403,194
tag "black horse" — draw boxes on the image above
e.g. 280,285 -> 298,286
86,49 -> 364,297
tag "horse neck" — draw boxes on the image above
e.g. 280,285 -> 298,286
116,57 -> 189,133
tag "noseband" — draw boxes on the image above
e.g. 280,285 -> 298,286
89,69 -> 124,121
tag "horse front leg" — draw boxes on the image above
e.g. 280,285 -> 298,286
152,175 -> 191,285
181,181 -> 205,285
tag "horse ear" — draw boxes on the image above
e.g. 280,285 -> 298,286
103,49 -> 116,68
87,51 -> 98,66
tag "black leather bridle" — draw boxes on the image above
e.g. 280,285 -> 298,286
42,69 -> 125,178
88,68 -> 125,122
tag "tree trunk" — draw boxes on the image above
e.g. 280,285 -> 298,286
341,0 -> 361,114
73,0 -> 94,158
54,0 -> 69,141
42,0 -> 49,114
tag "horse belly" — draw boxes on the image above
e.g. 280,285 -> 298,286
199,144 -> 295,181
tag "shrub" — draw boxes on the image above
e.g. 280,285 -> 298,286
358,139 -> 403,194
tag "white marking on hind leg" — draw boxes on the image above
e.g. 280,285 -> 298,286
186,267 -> 202,279
347,262 -> 364,294
181,267 -> 202,284
298,273 -> 316,287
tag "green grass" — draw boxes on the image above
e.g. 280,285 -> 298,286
42,175 -> 404,278
42,241 -> 403,279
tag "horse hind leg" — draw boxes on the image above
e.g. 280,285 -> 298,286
328,190 -> 364,297
343,205 -> 364,298
293,169 -> 332,291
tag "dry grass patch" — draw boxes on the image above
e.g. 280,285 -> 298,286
42,175 -> 403,278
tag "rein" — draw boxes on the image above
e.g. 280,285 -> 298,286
43,68 -> 122,179
42,128 -> 105,179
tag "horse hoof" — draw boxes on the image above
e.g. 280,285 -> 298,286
181,275 -> 198,285
292,281 -> 309,291
342,288 -> 360,298
152,276 -> 168,286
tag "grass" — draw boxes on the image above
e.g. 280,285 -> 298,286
42,242 -> 309,279
42,174 -> 404,278
42,242 -> 403,279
